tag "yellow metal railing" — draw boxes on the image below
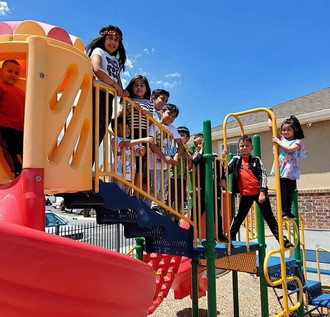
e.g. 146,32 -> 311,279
222,108 -> 303,315
92,83 -> 197,236
264,248 -> 303,317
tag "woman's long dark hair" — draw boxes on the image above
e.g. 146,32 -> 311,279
281,115 -> 305,139
85,25 -> 126,71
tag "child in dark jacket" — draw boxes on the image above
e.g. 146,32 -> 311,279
192,133 -> 228,243
222,135 -> 293,248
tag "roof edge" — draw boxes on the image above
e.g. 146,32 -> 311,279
212,108 -> 330,140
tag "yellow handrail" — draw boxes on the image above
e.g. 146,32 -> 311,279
92,82 -> 195,231
222,108 -> 303,315
316,246 -> 330,283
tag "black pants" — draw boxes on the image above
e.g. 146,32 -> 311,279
0,126 -> 23,175
280,178 -> 296,214
170,177 -> 187,210
93,88 -> 113,146
92,88 -> 113,163
230,194 -> 279,241
190,186 -> 225,235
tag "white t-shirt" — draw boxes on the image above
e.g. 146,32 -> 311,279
152,110 -> 162,122
111,136 -> 138,181
149,124 -> 180,170
91,47 -> 121,83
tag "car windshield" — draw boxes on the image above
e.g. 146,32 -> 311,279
45,213 -> 67,227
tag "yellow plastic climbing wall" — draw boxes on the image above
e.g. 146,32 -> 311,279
0,20 -> 93,193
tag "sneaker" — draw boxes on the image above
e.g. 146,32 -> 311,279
284,239 -> 293,248
218,234 -> 229,243
283,212 -> 296,219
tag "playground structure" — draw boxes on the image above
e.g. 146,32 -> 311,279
0,20 -> 329,317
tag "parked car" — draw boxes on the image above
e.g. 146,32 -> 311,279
45,212 -> 87,242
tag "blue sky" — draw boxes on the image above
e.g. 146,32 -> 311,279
1,0 -> 330,134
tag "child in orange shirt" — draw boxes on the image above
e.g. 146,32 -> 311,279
0,60 -> 25,176
222,135 -> 293,248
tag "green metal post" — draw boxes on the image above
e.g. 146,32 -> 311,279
202,119 -> 217,317
227,152 -> 239,317
188,145 -> 200,316
252,134 -> 269,317
135,237 -> 144,261
189,144 -> 196,209
191,258 -> 199,317
292,189 -> 304,315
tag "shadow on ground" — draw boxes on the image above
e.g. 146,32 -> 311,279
177,308 -> 220,316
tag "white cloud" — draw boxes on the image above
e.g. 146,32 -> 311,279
125,57 -> 134,69
121,78 -> 128,88
154,80 -> 181,89
165,72 -> 182,78
137,68 -> 148,76
144,48 -> 155,55
122,71 -> 131,78
0,1 -> 10,15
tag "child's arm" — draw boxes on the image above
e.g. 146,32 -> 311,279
258,191 -> 266,203
90,55 -> 125,97
272,137 -> 300,153
172,138 -> 184,166
191,150 -> 202,165
118,136 -> 154,148
135,145 -> 146,156
268,107 -> 275,133
185,150 -> 193,169
117,137 -> 153,158
258,157 -> 268,193
258,158 -> 268,203
133,101 -> 152,117
140,107 -> 152,117
149,142 -> 173,165
117,75 -> 129,97
221,149 -> 234,176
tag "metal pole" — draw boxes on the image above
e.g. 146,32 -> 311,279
227,152 -> 239,317
292,189 -> 304,315
135,237 -> 144,261
116,223 -> 120,252
252,134 -> 269,317
55,221 -> 60,235
191,258 -> 199,317
188,145 -> 200,317
202,119 -> 217,317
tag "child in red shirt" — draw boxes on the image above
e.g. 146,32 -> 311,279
0,60 -> 25,176
223,135 -> 293,248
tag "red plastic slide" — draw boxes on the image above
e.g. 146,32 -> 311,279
0,221 -> 156,317
0,170 -> 156,317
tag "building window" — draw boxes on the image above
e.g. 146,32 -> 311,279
222,141 -> 239,156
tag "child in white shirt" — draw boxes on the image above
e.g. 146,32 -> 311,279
146,104 -> 183,211
111,117 -> 153,194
